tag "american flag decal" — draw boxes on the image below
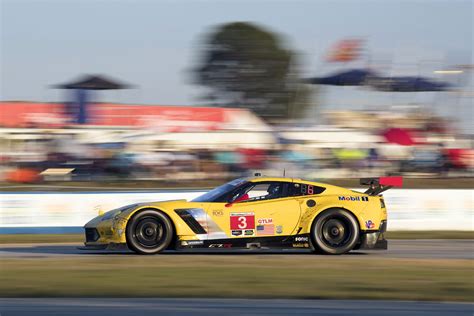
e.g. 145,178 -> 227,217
256,224 -> 274,235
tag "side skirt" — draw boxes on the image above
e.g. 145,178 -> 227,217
176,234 -> 312,250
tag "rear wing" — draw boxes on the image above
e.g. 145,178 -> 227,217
360,176 -> 403,196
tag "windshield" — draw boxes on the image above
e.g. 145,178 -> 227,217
192,178 -> 248,202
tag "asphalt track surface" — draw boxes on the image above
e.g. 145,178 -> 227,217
1,240 -> 472,315
0,239 -> 473,259
0,298 -> 472,316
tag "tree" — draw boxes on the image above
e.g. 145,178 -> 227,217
194,22 -> 308,120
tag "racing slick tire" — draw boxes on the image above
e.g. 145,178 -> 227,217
311,208 -> 359,255
126,209 -> 174,254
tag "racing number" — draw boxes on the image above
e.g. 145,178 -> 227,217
301,184 -> 314,195
237,216 -> 247,229
230,213 -> 255,230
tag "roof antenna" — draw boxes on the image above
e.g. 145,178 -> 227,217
283,169 -> 286,177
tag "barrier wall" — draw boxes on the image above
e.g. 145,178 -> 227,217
0,189 -> 472,232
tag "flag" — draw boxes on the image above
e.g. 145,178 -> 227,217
256,224 -> 274,236
326,39 -> 363,62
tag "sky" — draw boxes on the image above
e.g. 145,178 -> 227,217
1,0 -> 473,131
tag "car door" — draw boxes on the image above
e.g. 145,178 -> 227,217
206,181 -> 301,239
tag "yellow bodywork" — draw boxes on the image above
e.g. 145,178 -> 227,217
84,177 -> 387,247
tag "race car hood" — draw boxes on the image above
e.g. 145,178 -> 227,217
85,199 -> 190,227
119,199 -> 201,219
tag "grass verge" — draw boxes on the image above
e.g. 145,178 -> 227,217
1,231 -> 473,244
0,256 -> 472,301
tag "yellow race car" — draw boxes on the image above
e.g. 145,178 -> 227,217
82,176 -> 402,255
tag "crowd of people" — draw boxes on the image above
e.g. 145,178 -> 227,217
2,132 -> 472,184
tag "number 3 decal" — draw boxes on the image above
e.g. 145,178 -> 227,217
230,213 -> 255,230
237,216 -> 247,229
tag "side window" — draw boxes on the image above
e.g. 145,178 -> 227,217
288,183 -> 325,197
233,182 -> 283,203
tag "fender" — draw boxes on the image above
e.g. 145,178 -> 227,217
301,205 -> 360,235
121,205 -> 196,241
125,207 -> 178,249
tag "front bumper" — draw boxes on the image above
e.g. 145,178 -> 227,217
81,219 -> 127,250
78,243 -> 127,251
81,227 -> 127,250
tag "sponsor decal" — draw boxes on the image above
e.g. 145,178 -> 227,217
257,218 -> 273,225
276,225 -> 283,234
338,196 -> 368,202
231,230 -> 243,236
209,243 -> 231,248
187,240 -> 204,246
256,224 -> 274,236
181,240 -> 204,246
244,229 -> 255,236
209,244 -> 223,248
212,210 -> 224,216
292,243 -> 309,248
230,212 -> 255,230
294,236 -> 309,242
365,220 -> 375,229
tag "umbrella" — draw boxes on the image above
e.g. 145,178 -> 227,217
52,74 -> 133,90
370,76 -> 450,92
382,128 -> 415,146
305,69 -> 379,86
52,74 -> 134,124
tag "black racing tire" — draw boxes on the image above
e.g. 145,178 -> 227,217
126,209 -> 174,254
311,208 -> 359,255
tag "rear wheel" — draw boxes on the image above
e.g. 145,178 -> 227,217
311,209 -> 359,255
126,209 -> 174,254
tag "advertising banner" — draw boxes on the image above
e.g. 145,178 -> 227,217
0,189 -> 472,231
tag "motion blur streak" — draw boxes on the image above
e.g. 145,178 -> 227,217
1,298 -> 472,316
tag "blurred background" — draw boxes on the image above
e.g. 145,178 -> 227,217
0,0 -> 472,188
0,1 -> 473,310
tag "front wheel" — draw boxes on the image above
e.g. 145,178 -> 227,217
126,209 -> 174,254
311,209 -> 359,255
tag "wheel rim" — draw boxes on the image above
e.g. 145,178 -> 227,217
134,216 -> 165,248
321,217 -> 352,248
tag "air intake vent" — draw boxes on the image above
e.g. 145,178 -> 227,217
175,209 -> 207,234
85,228 -> 99,242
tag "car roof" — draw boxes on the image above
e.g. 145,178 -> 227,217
248,176 -> 326,187
246,177 -> 353,195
